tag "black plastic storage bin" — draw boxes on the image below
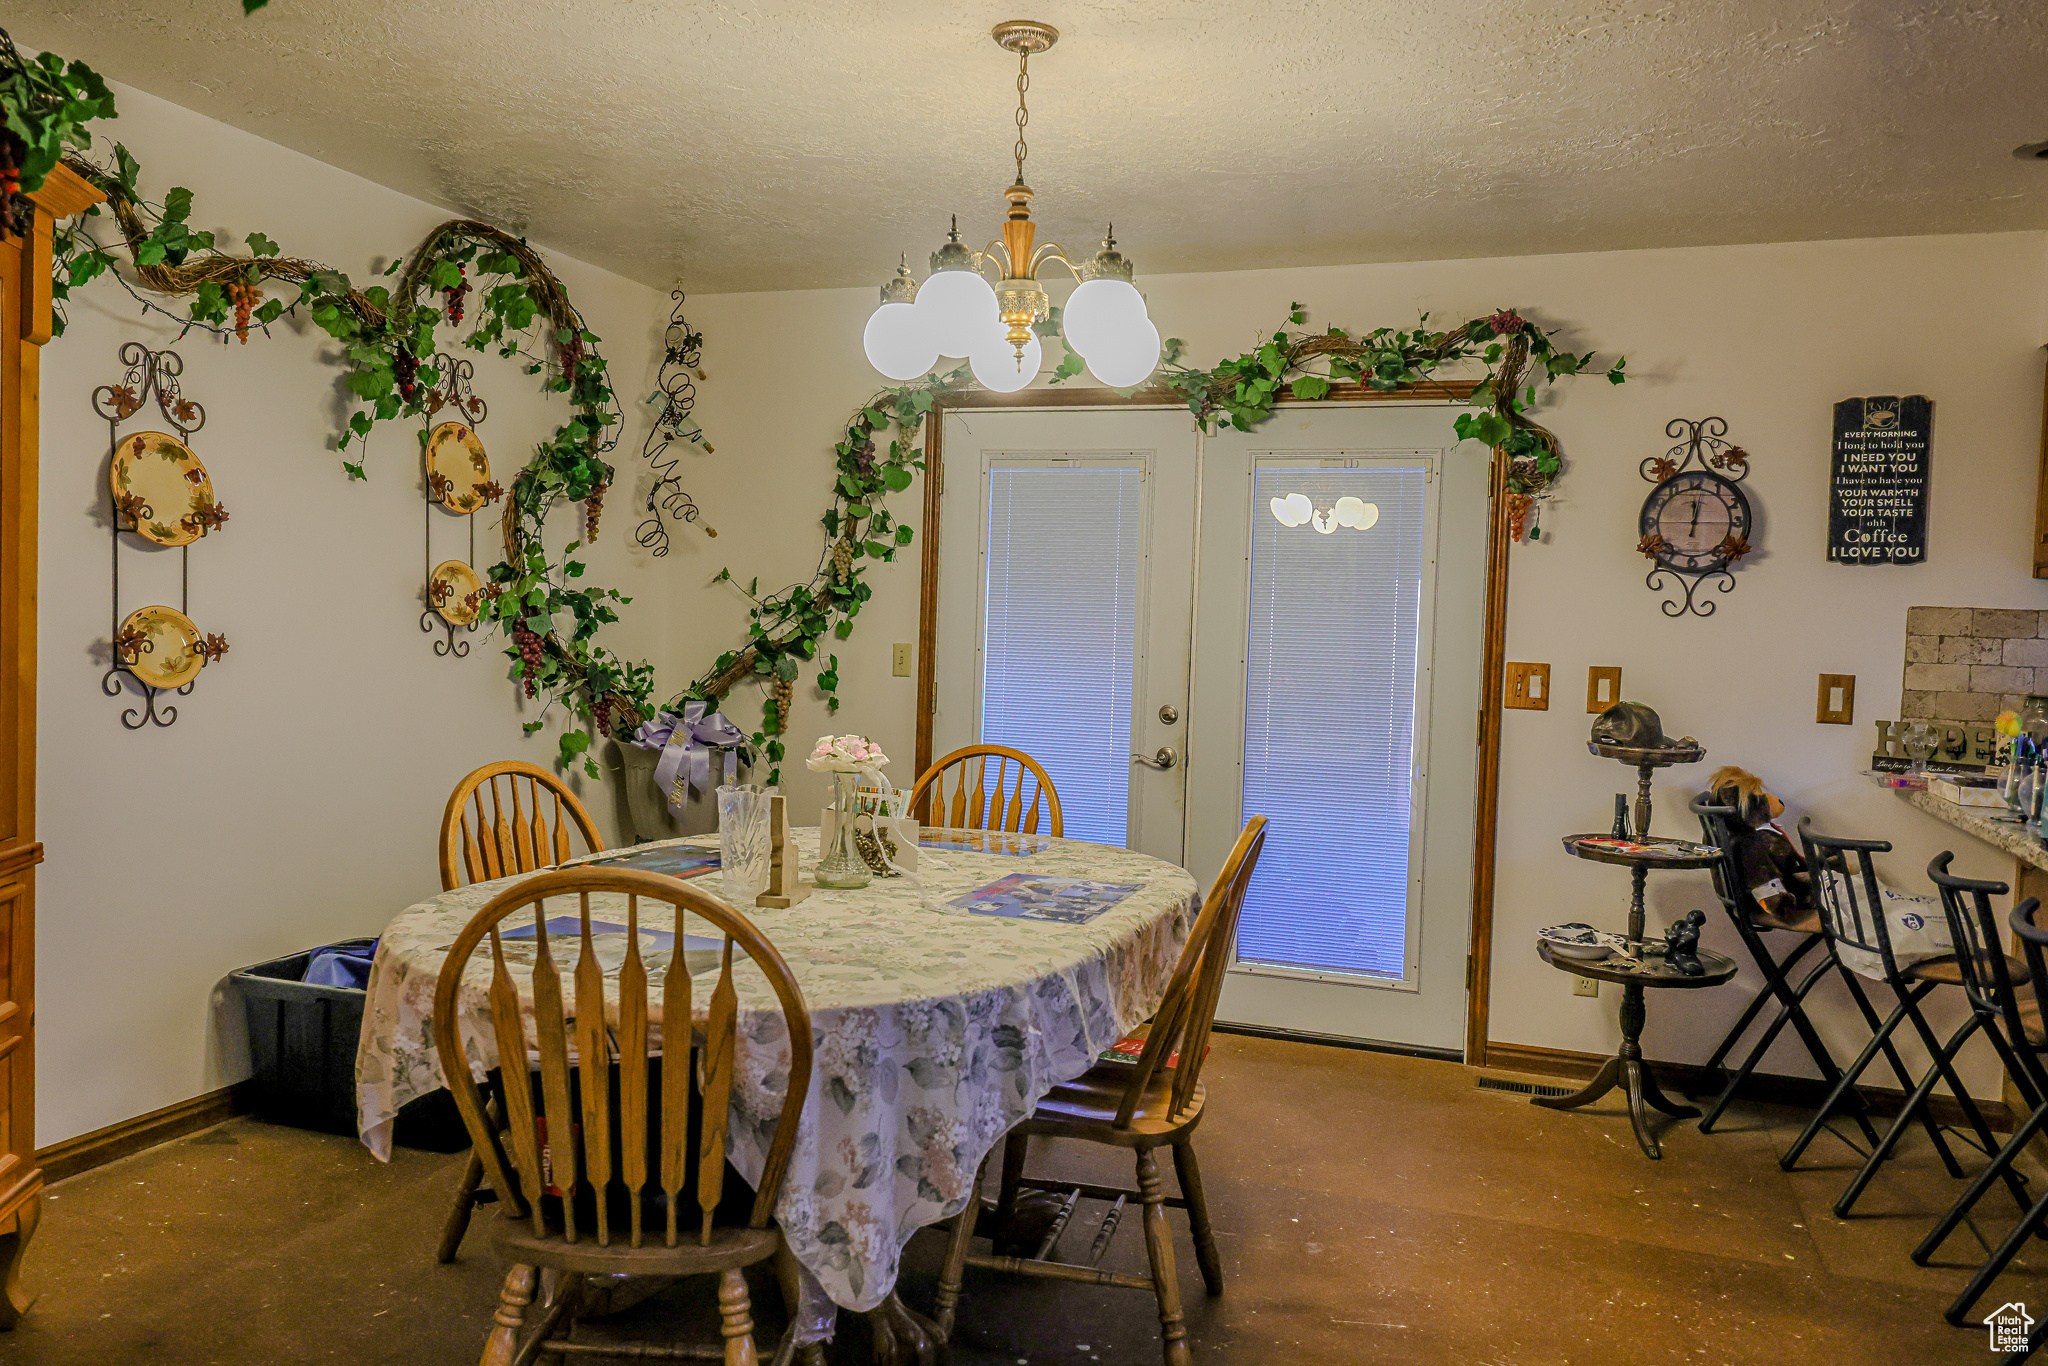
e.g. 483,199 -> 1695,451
230,939 -> 468,1151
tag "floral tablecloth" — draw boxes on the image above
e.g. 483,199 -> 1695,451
355,829 -> 1196,1325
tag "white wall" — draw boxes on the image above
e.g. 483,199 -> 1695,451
37,82 -> 679,1144
683,229 -> 2048,1096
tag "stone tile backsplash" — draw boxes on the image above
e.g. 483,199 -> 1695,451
1902,606 -> 2048,722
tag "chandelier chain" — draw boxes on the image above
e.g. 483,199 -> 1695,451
1014,49 -> 1030,181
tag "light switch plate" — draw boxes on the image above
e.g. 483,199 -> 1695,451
892,643 -> 914,677
1586,666 -> 1622,713
1504,662 -> 1550,711
1817,673 -> 1855,725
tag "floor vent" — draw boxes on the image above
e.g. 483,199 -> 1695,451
1475,1075 -> 1575,1099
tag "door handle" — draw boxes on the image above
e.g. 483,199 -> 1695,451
1132,746 -> 1178,770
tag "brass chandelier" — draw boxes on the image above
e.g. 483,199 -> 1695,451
862,20 -> 1161,392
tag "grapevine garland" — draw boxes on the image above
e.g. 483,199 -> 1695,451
5,30 -> 1627,789
37,123 -> 667,773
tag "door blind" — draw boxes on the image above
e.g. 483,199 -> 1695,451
981,459 -> 1142,846
1238,463 -> 1428,979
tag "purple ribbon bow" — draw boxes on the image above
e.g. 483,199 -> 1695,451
637,701 -> 745,815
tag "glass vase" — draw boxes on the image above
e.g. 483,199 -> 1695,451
716,783 -> 773,904
814,771 -> 872,889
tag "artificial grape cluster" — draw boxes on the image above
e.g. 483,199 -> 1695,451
513,624 -> 544,699
830,536 -> 853,585
771,674 -> 795,734
583,481 -> 606,542
0,139 -> 20,239
443,264 -> 468,325
393,346 -> 420,403
224,280 -> 263,345
851,438 -> 877,479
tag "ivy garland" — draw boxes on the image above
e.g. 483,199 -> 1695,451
7,33 -> 1627,788
680,370 -> 961,779
671,306 -> 1625,782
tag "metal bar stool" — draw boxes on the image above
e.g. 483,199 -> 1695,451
1779,820 -> 2000,1199
1916,878 -> 2048,1327
1686,794 -> 1875,1141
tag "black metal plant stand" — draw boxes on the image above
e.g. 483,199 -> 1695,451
94,344 -> 226,729
1535,740 -> 1736,1159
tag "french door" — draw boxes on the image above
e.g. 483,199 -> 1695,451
931,403 -> 1487,1053
930,409 -> 1196,863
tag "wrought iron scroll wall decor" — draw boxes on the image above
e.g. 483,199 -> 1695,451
419,353 -> 500,657
633,290 -> 717,555
1636,415 -> 1756,619
94,343 -> 229,728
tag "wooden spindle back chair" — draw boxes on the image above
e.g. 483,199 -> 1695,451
440,760 -> 605,891
432,866 -> 812,1366
1107,815 -> 1267,1129
909,745 -> 1063,837
434,760 -> 607,1264
934,816 -> 1269,1366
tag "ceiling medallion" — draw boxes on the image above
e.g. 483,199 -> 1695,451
862,20 -> 1161,393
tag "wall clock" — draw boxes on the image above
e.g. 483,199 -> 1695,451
1637,416 -> 1754,617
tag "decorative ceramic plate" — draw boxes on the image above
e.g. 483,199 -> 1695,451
1537,923 -> 1630,961
430,559 -> 486,626
425,422 -> 492,514
110,431 -> 215,547
119,605 -> 204,689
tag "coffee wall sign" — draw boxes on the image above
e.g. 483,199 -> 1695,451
1827,395 -> 1932,565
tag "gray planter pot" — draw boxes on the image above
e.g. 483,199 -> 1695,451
617,741 -> 695,844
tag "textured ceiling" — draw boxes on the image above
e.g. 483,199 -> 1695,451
13,1 -> 2048,293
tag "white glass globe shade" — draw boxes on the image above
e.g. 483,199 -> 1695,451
914,270 -> 999,358
862,302 -> 939,382
1333,496 -> 1380,531
1061,278 -> 1146,359
1084,317 -> 1162,389
968,329 -> 1042,394
1270,494 -> 1311,527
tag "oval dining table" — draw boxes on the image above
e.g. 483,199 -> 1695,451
355,826 -> 1198,1361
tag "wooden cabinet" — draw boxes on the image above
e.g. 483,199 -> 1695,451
0,165 -> 99,1325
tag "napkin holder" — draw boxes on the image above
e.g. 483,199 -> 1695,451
755,795 -> 810,909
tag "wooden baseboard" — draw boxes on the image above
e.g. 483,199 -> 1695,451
1480,1040 -> 2015,1133
35,1082 -> 255,1185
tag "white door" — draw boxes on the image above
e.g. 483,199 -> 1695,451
931,407 -> 1197,862
1191,406 -> 1488,1055
931,402 -> 1486,1054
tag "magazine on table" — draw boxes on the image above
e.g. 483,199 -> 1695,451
586,845 -> 722,879
951,874 -> 1140,923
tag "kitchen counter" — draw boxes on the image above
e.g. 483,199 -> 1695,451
1883,779 -> 2048,875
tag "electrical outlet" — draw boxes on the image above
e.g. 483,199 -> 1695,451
1572,976 -> 1599,998
892,643 -> 914,677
